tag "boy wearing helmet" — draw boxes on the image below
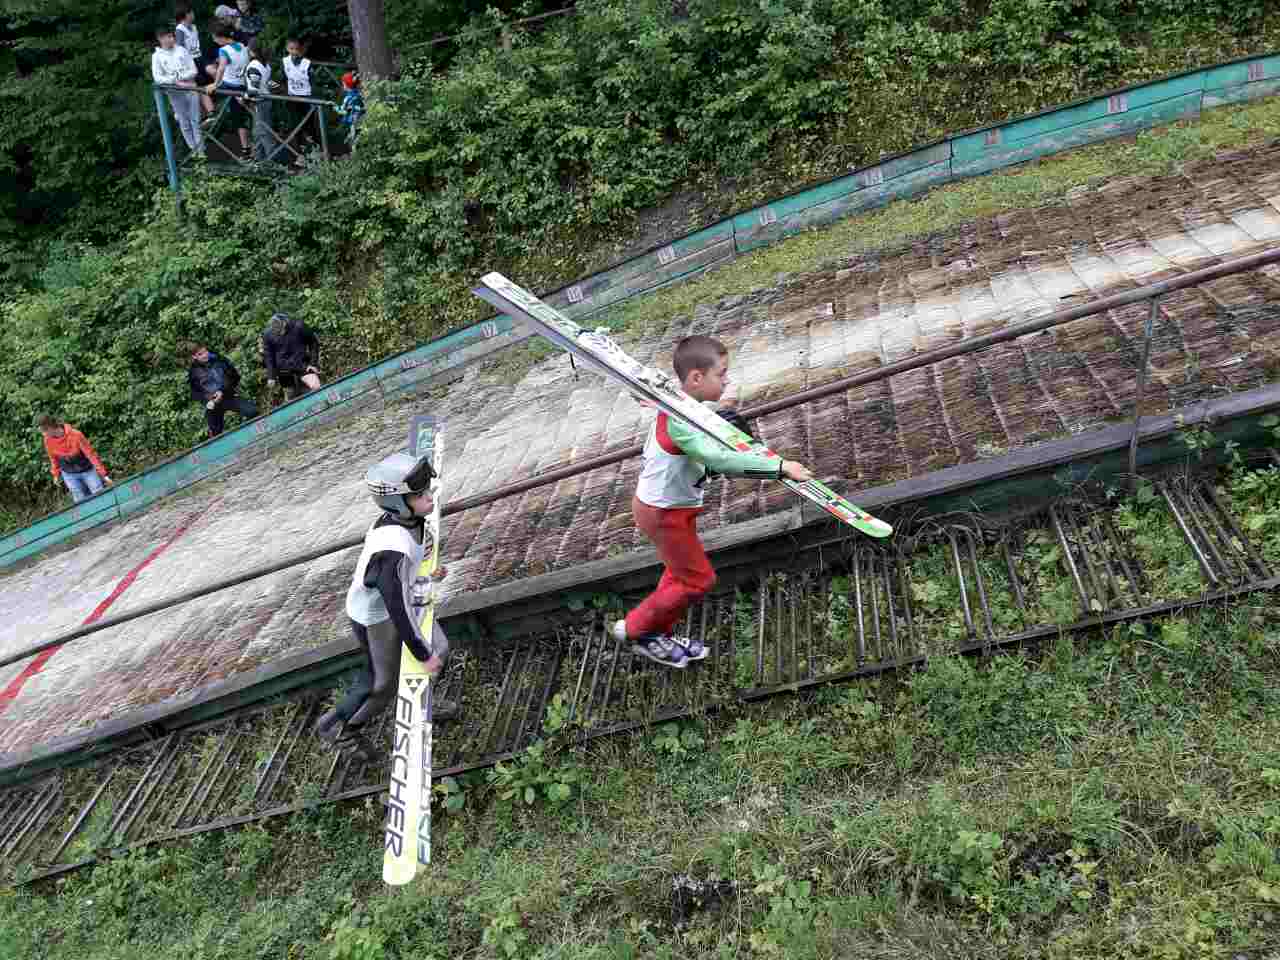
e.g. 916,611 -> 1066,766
335,71 -> 364,145
315,451 -> 457,759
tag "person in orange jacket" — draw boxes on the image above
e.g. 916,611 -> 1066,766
36,414 -> 113,503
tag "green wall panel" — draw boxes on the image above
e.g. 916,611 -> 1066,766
0,491 -> 120,566
952,91 -> 1202,178
735,144 -> 953,253
558,222 -> 735,310
1203,55 -> 1280,108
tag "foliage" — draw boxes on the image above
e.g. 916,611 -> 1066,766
3,0 -> 1280,532
651,720 -> 705,760
908,652 -> 1093,757
486,694 -> 584,808
0,585 -> 1279,957
1227,465 -> 1280,568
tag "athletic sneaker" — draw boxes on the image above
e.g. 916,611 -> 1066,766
611,619 -> 706,665
313,707 -> 343,745
338,729 -> 378,764
315,714 -> 375,762
613,621 -> 688,669
674,637 -> 709,661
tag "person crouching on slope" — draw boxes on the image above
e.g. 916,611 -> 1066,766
36,413 -> 113,503
315,452 -> 458,761
613,335 -> 813,668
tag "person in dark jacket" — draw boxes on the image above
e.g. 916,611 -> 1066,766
187,343 -> 259,437
262,312 -> 322,399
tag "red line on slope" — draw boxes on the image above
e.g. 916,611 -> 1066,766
0,501 -> 218,715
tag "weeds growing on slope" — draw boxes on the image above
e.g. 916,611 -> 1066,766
4,591 -> 1277,959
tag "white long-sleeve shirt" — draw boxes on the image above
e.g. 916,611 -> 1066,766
151,46 -> 197,86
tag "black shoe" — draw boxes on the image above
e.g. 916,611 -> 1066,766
314,708 -> 344,746
336,726 -> 379,763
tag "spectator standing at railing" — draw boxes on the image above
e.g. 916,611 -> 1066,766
234,0 -> 264,43
282,34 -> 315,168
205,8 -> 236,80
186,343 -> 259,438
262,312 -> 322,399
151,24 -> 205,156
335,71 -> 364,146
36,415 -> 113,503
213,3 -> 239,30
244,36 -> 283,164
203,19 -> 252,160
175,5 -> 215,118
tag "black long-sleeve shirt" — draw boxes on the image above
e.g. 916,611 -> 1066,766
188,353 -> 242,403
262,319 -> 320,380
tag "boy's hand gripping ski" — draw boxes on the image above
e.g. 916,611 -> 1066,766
382,417 -> 444,886
472,273 -> 892,539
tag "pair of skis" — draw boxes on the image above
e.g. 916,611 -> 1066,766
383,417 -> 444,886
472,273 -> 892,539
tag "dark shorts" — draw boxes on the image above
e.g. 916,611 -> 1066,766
214,82 -> 251,127
276,371 -> 315,396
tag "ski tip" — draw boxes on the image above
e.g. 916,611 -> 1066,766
861,522 -> 894,538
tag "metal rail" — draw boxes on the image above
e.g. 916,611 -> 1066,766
4,246 -> 1277,673
4,464 -> 1278,886
153,81 -> 338,182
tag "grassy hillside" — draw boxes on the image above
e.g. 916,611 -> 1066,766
2,590 -> 1277,958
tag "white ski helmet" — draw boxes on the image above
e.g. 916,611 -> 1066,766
365,452 -> 435,520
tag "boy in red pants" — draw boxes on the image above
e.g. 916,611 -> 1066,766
612,335 -> 813,668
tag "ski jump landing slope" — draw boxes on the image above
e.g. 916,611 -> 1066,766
2,143 -> 1280,760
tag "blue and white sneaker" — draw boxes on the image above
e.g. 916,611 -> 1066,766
632,635 -> 688,669
673,636 -> 709,661
612,621 -> 688,669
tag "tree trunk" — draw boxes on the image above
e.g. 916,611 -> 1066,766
346,0 -> 395,80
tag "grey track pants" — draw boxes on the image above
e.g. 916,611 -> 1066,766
335,617 -> 448,728
165,89 -> 204,154
253,100 -> 286,163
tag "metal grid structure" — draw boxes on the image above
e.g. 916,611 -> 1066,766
3,466 -> 1276,886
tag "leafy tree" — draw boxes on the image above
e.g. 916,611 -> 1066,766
0,0 -> 166,285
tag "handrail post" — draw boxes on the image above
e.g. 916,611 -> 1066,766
1128,295 -> 1162,489
152,86 -> 183,217
316,103 -> 331,162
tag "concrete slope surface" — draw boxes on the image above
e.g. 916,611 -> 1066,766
1,143 -> 1279,758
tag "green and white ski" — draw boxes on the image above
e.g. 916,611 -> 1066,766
472,273 -> 892,539
383,417 -> 444,886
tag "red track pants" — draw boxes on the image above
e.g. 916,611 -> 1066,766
624,497 -> 717,638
